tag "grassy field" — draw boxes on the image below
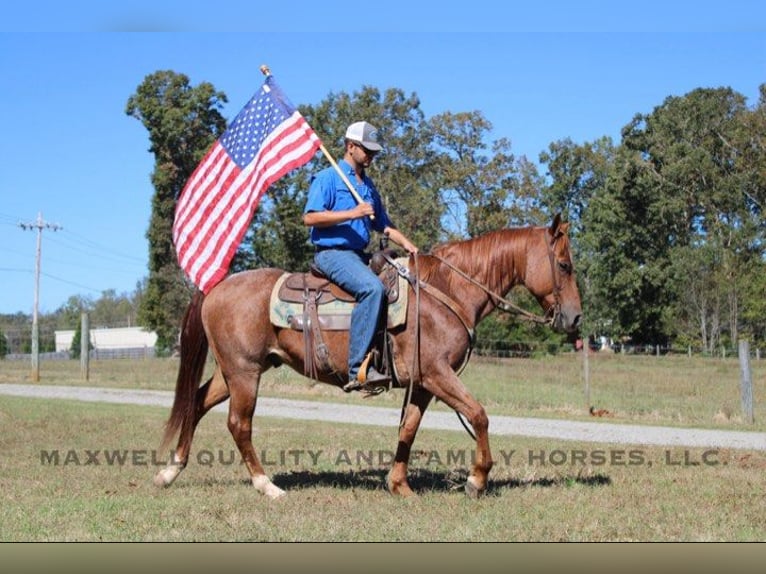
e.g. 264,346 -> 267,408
2,351 -> 764,431
1,353 -> 764,541
1,394 -> 764,542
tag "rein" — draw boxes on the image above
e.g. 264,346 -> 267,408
429,227 -> 564,328
429,254 -> 554,326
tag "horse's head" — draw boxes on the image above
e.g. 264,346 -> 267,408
526,214 -> 582,334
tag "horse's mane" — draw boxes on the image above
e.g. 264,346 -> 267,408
420,227 -> 538,285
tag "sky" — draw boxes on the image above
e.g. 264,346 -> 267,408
0,2 -> 764,315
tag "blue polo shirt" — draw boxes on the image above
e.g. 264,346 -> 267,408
304,159 -> 393,250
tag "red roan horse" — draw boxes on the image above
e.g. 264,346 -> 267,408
154,214 -> 582,498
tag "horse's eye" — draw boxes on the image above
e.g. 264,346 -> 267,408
558,261 -> 572,274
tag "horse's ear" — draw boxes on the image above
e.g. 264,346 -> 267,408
549,213 -> 570,242
550,213 -> 562,235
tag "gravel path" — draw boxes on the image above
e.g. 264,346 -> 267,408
2,383 -> 764,451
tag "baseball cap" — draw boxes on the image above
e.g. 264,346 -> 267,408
344,121 -> 383,152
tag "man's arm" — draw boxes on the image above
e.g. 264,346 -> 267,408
384,226 -> 418,254
303,202 -> 374,228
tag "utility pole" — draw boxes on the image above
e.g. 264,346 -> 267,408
19,212 -> 61,382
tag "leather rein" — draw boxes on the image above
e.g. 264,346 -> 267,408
428,229 -> 564,331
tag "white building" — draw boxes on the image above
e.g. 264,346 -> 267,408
55,326 -> 157,352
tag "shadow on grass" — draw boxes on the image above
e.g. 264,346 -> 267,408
265,467 -> 612,495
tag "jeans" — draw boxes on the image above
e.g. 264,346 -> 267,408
314,249 -> 385,380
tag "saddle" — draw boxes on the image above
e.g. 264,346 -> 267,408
270,248 -> 406,383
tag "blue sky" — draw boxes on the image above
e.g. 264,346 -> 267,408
0,3 -> 764,315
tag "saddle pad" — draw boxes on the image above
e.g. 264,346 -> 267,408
269,259 -> 410,330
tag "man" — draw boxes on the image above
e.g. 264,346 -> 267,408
303,121 -> 418,392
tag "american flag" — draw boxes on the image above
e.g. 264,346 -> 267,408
173,75 -> 321,293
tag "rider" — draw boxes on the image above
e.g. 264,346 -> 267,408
303,121 -> 418,392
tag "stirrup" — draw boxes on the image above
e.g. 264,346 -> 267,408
342,365 -> 390,393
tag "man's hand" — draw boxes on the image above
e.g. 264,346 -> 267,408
351,202 -> 375,220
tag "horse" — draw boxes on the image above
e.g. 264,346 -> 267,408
153,214 -> 582,499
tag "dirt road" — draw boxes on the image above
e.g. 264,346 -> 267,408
1,383 -> 764,450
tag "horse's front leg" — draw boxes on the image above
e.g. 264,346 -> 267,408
387,387 -> 433,497
422,367 -> 494,498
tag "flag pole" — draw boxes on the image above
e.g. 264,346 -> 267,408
259,65 -> 372,218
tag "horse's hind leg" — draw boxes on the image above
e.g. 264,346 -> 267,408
226,369 -> 285,499
387,387 -> 433,497
154,366 -> 230,487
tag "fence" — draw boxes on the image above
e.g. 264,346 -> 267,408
5,346 -> 156,361
473,338 -> 764,360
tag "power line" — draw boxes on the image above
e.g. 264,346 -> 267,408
18,212 -> 62,382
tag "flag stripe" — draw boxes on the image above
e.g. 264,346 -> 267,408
173,144 -> 237,253
173,144 -> 231,239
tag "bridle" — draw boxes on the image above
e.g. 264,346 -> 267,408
429,227 -> 564,328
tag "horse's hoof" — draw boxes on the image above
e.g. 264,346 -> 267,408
252,475 -> 287,499
464,476 -> 485,499
389,484 -> 416,498
386,471 -> 415,497
154,465 -> 182,487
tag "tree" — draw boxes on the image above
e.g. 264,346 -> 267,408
0,329 -> 8,358
55,295 -> 93,330
577,86 -> 763,347
539,136 -> 615,236
539,137 -> 615,340
126,71 -> 228,352
430,110 -> 545,238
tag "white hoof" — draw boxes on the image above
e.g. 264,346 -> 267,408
154,465 -> 182,487
154,459 -> 184,487
252,475 -> 286,499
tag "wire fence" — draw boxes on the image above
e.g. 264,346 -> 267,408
2,336 -> 763,362
472,339 -> 765,360
5,346 -> 156,361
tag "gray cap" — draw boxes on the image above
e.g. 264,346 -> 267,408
345,121 -> 383,151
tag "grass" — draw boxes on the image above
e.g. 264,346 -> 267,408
2,351 -> 764,431
0,394 -> 764,541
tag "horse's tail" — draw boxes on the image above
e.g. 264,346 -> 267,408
159,290 -> 208,452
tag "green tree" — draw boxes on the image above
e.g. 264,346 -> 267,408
0,329 -> 8,358
539,136 -> 615,236
55,295 -> 93,330
430,110 -> 546,238
580,86 -> 762,346
126,71 -> 228,351
91,289 -> 134,328
539,137 -> 615,340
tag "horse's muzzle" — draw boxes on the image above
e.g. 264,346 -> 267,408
553,308 -> 581,334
